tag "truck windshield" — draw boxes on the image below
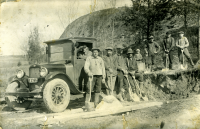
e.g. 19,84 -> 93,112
50,43 -> 72,62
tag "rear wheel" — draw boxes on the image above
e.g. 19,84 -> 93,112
43,79 -> 70,113
5,82 -> 32,111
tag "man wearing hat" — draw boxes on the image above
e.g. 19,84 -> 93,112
115,45 -> 127,101
163,32 -> 175,69
144,36 -> 160,70
103,47 -> 117,95
176,31 -> 194,67
84,48 -> 106,107
124,48 -> 144,101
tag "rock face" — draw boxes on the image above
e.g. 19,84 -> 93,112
59,7 -> 141,49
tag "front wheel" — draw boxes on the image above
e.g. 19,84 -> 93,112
43,79 -> 70,113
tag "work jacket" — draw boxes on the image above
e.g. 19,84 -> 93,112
116,54 -> 127,71
84,56 -> 106,79
145,41 -> 160,55
103,55 -> 117,76
125,57 -> 138,74
163,36 -> 175,51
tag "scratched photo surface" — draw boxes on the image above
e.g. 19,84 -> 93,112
1,0 -> 200,129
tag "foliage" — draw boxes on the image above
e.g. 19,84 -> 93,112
27,27 -> 45,64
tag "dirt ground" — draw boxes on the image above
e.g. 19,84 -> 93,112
1,94 -> 200,129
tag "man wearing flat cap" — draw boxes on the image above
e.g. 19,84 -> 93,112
163,32 -> 175,69
176,31 -> 194,67
144,36 -> 160,70
84,48 -> 106,107
103,47 -> 117,95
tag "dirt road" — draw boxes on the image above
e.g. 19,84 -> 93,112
1,94 -> 200,129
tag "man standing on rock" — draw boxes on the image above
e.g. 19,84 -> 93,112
163,32 -> 175,69
124,48 -> 144,101
103,47 -> 117,95
84,48 -> 106,108
115,45 -> 127,101
144,36 -> 160,70
176,31 -> 194,67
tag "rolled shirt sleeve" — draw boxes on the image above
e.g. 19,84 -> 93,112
84,57 -> 91,75
184,37 -> 189,48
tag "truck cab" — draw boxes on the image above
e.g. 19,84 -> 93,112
5,37 -> 96,113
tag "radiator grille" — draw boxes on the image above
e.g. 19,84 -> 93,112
29,68 -> 40,78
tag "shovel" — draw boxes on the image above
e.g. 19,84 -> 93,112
85,76 -> 94,112
132,75 -> 148,101
180,49 -> 187,70
124,75 -> 140,102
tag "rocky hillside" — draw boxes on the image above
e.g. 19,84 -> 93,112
60,7 -> 199,63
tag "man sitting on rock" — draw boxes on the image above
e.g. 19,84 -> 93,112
123,48 -> 144,101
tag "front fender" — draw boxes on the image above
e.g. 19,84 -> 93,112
43,72 -> 84,95
8,75 -> 29,89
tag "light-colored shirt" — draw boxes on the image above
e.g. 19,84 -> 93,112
84,56 -> 106,78
176,37 -> 189,48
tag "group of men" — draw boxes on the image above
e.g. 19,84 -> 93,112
81,30 -> 195,109
83,45 -> 144,108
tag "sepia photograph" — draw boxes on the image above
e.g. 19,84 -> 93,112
1,0 -> 200,128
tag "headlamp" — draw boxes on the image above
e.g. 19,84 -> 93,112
40,67 -> 48,77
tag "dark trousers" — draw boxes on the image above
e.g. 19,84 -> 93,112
79,68 -> 88,91
145,54 -> 156,66
86,75 -> 102,94
117,71 -> 124,92
163,51 -> 173,69
123,73 -> 143,92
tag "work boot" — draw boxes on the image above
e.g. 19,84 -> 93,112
94,93 -> 100,108
116,92 -> 124,102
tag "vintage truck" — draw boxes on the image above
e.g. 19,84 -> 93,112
5,37 -> 96,113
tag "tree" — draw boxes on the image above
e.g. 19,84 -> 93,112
27,27 -> 44,64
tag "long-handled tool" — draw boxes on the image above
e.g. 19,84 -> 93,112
124,75 -> 140,102
180,49 -> 187,70
132,75 -> 148,101
85,76 -> 94,112
110,74 -> 113,95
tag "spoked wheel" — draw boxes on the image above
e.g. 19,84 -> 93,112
43,79 -> 70,113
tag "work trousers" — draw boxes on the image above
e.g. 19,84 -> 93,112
106,75 -> 116,92
123,73 -> 143,92
79,68 -> 88,92
145,54 -> 156,66
177,48 -> 193,65
163,51 -> 173,69
86,75 -> 102,94
117,70 -> 124,92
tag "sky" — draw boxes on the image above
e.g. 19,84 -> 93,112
0,0 -> 132,55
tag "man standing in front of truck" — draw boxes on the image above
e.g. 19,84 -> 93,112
84,48 -> 106,109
